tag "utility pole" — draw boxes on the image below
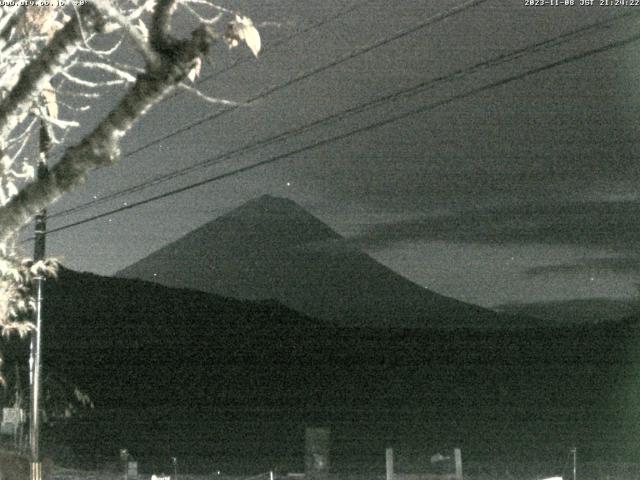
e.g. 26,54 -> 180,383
30,121 -> 50,480
385,448 -> 393,480
571,447 -> 577,480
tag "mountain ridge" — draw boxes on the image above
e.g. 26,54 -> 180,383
117,195 -> 541,329
31,266 -> 640,469
495,298 -> 639,324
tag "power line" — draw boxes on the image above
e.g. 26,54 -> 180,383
194,2 -> 368,87
37,28 -> 640,239
46,3 -> 372,221
165,1 -> 369,99
49,0 -> 491,218
48,10 -> 638,221
48,1 -> 370,162
118,0 -> 491,159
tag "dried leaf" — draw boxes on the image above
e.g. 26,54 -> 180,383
187,57 -> 202,82
224,15 -> 261,57
135,18 -> 149,42
5,182 -> 17,200
25,6 -> 58,37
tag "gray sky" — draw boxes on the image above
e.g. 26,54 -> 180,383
34,0 -> 640,308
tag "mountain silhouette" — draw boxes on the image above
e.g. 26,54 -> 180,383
28,267 -> 640,470
495,298 -> 639,324
117,195 -> 538,329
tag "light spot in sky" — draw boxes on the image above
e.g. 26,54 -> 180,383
286,182 -> 291,187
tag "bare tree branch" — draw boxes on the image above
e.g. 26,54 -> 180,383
0,25 -> 211,243
0,4 -> 105,144
151,0 -> 178,52
0,6 -> 27,48
0,0 -> 261,343
91,0 -> 159,66
178,82 -> 239,105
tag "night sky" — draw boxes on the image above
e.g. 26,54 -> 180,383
31,0 -> 640,309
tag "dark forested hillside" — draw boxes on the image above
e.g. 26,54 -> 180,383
21,267 -> 640,472
117,195 -> 543,330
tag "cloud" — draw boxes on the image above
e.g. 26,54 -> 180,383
352,200 -> 640,250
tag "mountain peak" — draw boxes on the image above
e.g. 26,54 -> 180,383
218,195 -> 341,243
249,194 -> 298,207
231,194 -> 317,218
117,195 -> 531,329
236,194 -> 298,212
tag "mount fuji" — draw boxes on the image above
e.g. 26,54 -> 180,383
117,195 -> 538,329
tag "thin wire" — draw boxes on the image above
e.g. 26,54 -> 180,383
48,9 -> 639,221
188,1 -> 368,89
119,0 -> 492,160
49,0 -> 492,219
139,0 -> 369,108
47,1 -> 370,161
33,28 -> 640,240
